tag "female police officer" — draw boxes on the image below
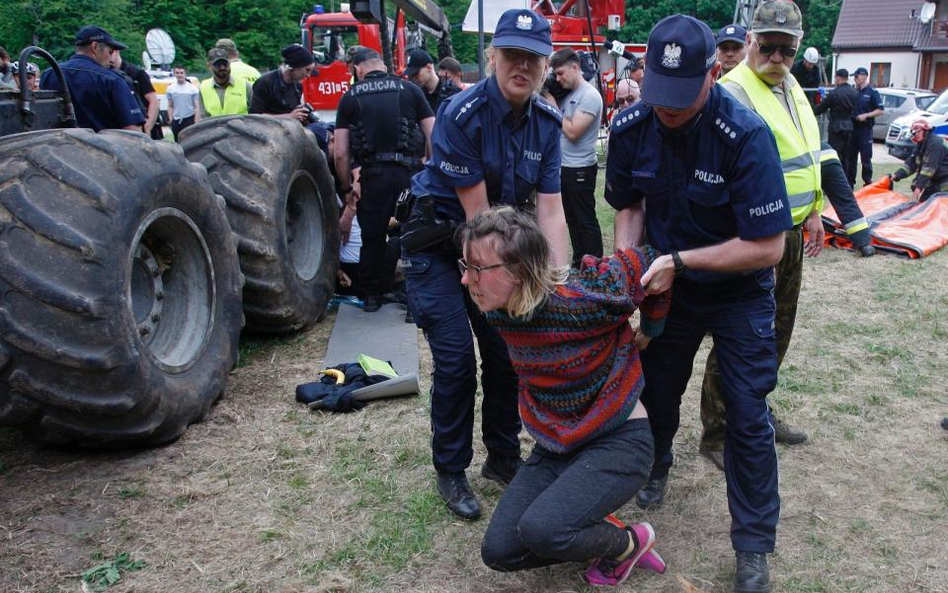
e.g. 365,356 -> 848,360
402,8 -> 569,520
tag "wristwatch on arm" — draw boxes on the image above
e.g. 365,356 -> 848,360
670,250 -> 687,276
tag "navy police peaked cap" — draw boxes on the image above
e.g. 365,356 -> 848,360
716,24 -> 747,46
642,15 -> 716,110
75,26 -> 127,50
492,9 -> 553,57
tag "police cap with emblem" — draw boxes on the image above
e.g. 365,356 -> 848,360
491,9 -> 553,57
75,26 -> 128,50
641,15 -> 716,111
750,0 -> 804,37
716,24 -> 746,46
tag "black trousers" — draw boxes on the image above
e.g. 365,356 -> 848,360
828,129 -> 853,186
561,164 -> 602,268
481,419 -> 653,571
358,163 -> 412,298
849,124 -> 874,186
171,116 -> 195,140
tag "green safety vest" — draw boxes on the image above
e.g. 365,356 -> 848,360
723,63 -> 823,225
200,78 -> 248,117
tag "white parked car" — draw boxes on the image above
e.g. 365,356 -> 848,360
875,88 -> 935,141
886,88 -> 948,159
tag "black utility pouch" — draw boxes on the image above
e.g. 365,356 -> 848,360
394,188 -> 414,223
400,196 -> 457,254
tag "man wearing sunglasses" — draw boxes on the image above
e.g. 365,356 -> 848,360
700,0 -> 819,465
40,26 -> 145,133
614,78 -> 640,110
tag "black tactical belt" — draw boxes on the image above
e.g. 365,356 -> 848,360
363,152 -> 422,168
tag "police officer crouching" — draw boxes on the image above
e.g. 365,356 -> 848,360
333,49 -> 435,312
401,9 -> 569,521
606,15 -> 791,593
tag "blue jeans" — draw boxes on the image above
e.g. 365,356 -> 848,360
641,280 -> 780,553
403,248 -> 521,473
481,419 -> 653,571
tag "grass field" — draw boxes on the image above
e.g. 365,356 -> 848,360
1,160 -> 947,593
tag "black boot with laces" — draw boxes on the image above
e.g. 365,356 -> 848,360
734,551 -> 771,593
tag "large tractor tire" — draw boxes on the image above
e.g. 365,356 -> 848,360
179,116 -> 339,334
0,129 -> 243,446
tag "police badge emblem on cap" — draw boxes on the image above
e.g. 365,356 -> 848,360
775,10 -> 787,24
662,43 -> 682,69
517,14 -> 533,30
726,26 -> 735,33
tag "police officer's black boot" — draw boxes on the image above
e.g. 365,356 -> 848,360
481,453 -> 522,485
436,471 -> 481,520
363,295 -> 381,312
941,416 -> 948,431
734,551 -> 771,593
858,245 -> 875,257
635,475 -> 668,510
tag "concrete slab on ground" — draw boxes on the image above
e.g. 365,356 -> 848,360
324,302 -> 418,376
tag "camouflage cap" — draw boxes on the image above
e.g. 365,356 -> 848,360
206,47 -> 230,64
750,0 -> 804,37
215,38 -> 238,53
344,45 -> 368,64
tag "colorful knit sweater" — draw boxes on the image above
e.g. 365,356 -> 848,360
485,248 -> 671,454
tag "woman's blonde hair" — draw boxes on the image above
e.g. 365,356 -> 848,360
484,46 -> 548,94
459,207 -> 568,318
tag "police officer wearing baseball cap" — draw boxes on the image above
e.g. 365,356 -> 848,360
851,65 -> 884,185
606,14 -> 791,593
715,24 -> 747,75
405,8 -> 568,522
334,48 -> 433,312
40,25 -> 145,132
403,48 -> 461,114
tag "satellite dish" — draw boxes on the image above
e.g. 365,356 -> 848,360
142,51 -> 152,71
145,28 -> 176,67
920,2 -> 936,24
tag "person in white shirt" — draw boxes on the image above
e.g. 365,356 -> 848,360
166,65 -> 200,139
550,48 -> 604,267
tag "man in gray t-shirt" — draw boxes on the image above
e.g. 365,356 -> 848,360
550,48 -> 603,267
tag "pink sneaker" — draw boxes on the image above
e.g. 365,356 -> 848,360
636,549 -> 666,574
585,522 -> 656,586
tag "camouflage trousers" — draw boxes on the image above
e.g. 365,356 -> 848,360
700,226 -> 803,451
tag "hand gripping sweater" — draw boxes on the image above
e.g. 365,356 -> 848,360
485,247 -> 671,454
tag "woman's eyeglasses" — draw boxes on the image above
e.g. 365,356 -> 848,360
757,43 -> 798,59
616,97 -> 634,107
458,258 -> 506,280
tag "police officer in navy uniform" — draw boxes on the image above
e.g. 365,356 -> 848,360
334,49 -> 435,312
403,9 -> 569,521
850,66 -> 884,186
40,26 -> 145,132
606,15 -> 791,593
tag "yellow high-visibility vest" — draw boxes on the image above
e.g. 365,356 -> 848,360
723,63 -> 823,225
200,78 -> 248,117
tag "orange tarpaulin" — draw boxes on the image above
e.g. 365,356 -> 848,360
821,178 -> 948,258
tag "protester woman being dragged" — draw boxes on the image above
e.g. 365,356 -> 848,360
467,207 -> 670,586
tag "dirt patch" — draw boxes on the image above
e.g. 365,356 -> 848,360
2,246 -> 948,593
